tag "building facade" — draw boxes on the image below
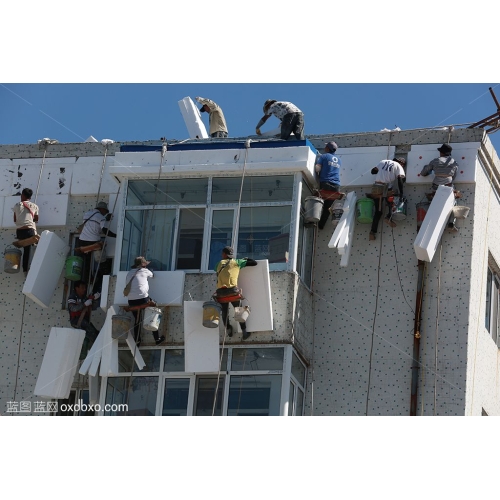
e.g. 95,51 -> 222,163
1,126 -> 499,415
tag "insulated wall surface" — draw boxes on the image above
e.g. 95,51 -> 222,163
70,156 -> 119,195
113,271 -> 185,306
238,259 -> 273,332
178,97 -> 209,139
414,185 -> 455,262
22,230 -> 69,308
33,327 -> 85,399
184,301 -> 219,373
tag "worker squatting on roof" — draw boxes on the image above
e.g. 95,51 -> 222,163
315,141 -> 342,230
124,256 -> 165,347
420,143 -> 459,192
196,96 -> 229,138
12,188 -> 39,275
256,100 -> 305,141
213,246 -> 257,340
67,280 -> 100,358
369,158 -> 406,241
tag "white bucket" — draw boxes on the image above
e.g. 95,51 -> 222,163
330,199 -> 345,226
142,307 -> 162,331
234,305 -> 251,323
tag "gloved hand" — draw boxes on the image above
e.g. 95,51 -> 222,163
105,213 -> 112,221
93,292 -> 101,300
256,128 -> 262,136
84,299 -> 92,306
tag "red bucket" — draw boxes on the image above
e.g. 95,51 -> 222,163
416,202 -> 431,230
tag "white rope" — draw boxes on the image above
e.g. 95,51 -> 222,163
96,144 -> 109,205
34,148 -> 47,204
433,242 -> 443,415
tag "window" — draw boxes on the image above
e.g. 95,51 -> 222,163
485,265 -> 500,347
121,176 -> 295,272
296,179 -> 315,288
101,346 -> 293,416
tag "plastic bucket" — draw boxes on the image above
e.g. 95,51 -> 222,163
111,315 -> 132,340
234,305 -> 251,323
416,202 -> 431,230
356,198 -> 375,223
65,256 -> 83,281
391,197 -> 408,221
143,307 -> 162,331
4,246 -> 22,274
203,301 -> 222,328
304,196 -> 324,223
330,199 -> 345,227
453,206 -> 470,219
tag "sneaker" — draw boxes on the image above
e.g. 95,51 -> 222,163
369,232 -> 376,241
242,329 -> 251,340
226,325 -> 233,338
155,335 -> 166,346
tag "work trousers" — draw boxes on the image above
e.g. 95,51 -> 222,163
318,182 -> 341,229
220,300 -> 247,332
16,228 -> 35,273
281,112 -> 304,141
370,196 -> 394,234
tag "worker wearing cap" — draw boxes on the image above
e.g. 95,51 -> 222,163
75,201 -> 117,288
195,97 -> 228,138
315,141 -> 342,230
256,100 -> 304,141
125,256 -> 165,347
420,143 -> 458,192
214,246 -> 257,340
12,187 -> 39,274
369,157 -> 406,241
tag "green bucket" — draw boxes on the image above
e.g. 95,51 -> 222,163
65,256 -> 83,281
356,198 -> 375,224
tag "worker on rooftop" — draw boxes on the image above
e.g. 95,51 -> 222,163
195,96 -> 228,138
315,141 -> 342,230
420,143 -> 458,193
256,100 -> 305,141
214,246 -> 257,340
369,157 -> 406,241
12,188 -> 39,275
67,280 -> 100,358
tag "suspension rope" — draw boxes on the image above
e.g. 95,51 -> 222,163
34,147 -> 47,204
96,143 -> 110,205
433,242 -> 443,415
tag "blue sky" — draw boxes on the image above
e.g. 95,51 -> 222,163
1,83 -> 500,153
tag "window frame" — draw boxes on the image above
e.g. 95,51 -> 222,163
485,265 -> 500,347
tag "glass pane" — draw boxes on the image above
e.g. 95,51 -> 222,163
164,349 -> 185,372
288,382 -> 294,416
291,351 -> 306,386
127,179 -> 208,205
296,210 -> 304,275
209,210 -> 234,270
211,176 -> 294,204
162,378 -> 190,416
238,206 -> 291,270
231,348 -> 284,371
105,377 -> 158,416
194,377 -> 224,416
119,349 -> 161,372
120,209 -> 176,271
485,269 -> 492,331
176,208 -> 205,270
228,375 -> 282,416
296,389 -> 304,416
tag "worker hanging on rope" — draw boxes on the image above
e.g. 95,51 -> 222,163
195,97 -> 229,138
12,188 -> 40,275
67,280 -> 100,358
213,246 -> 257,340
256,100 -> 305,141
123,256 -> 165,347
315,141 -> 343,230
368,157 -> 406,241
420,143 -> 459,197
75,201 -> 116,291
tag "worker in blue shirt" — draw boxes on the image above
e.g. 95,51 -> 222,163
315,141 -> 342,229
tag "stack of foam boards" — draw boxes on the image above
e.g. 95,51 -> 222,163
113,271 -> 185,306
178,97 -> 209,139
34,327 -> 85,399
414,185 -> 455,262
328,191 -> 357,267
184,301 -> 220,373
22,230 -> 69,308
